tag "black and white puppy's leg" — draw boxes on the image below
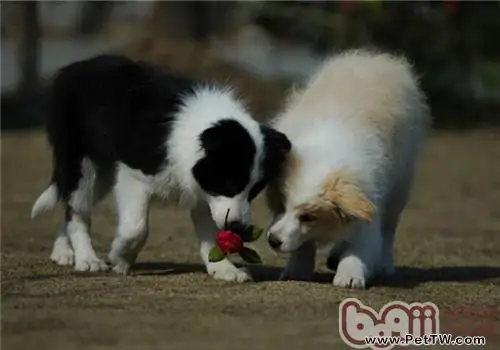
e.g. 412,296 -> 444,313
279,240 -> 316,281
190,202 -> 252,283
108,164 -> 151,275
333,216 -> 383,289
66,158 -> 108,272
51,163 -> 113,268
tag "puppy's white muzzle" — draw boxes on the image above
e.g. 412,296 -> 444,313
207,195 -> 252,230
266,213 -> 303,252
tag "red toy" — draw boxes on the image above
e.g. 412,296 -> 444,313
208,211 -> 263,264
215,230 -> 244,254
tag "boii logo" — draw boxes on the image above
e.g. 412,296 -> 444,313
339,298 -> 440,350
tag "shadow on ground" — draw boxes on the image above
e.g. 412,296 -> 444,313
132,261 -> 500,289
132,261 -> 333,283
375,266 -> 500,289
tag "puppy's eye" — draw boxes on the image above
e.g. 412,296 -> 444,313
299,213 -> 317,223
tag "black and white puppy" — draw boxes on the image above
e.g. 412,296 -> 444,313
31,55 -> 291,282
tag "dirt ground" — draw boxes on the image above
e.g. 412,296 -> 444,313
2,39 -> 500,349
2,125 -> 500,350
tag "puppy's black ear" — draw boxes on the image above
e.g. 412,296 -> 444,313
247,126 -> 291,201
260,125 -> 292,156
260,125 -> 292,185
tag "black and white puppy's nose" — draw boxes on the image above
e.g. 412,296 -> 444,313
267,233 -> 283,250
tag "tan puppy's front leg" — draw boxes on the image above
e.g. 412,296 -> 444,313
279,240 -> 316,281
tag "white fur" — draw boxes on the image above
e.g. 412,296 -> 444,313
267,49 -> 430,288
31,184 -> 58,219
190,201 -> 251,282
32,87 -> 265,282
50,223 -> 74,265
107,162 -> 151,275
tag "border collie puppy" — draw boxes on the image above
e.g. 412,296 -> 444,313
264,50 -> 430,289
31,54 -> 291,282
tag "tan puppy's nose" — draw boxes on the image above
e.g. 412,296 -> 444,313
267,233 -> 283,250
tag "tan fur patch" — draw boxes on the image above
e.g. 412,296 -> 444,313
319,172 -> 375,223
295,199 -> 346,236
291,173 -> 374,239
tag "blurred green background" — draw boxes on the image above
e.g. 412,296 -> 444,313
2,1 -> 500,129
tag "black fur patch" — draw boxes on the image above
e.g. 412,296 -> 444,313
248,126 -> 291,201
46,54 -> 196,201
45,54 -> 292,208
326,255 -> 340,272
193,121 -> 292,201
192,119 -> 256,197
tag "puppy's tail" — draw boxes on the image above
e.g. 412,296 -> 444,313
31,184 -> 59,219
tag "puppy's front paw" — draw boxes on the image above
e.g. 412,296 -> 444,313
207,260 -> 252,283
74,256 -> 109,272
333,255 -> 367,289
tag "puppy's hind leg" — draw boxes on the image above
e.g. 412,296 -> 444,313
66,158 -> 108,272
379,213 -> 399,276
379,197 -> 409,276
108,164 -> 151,275
50,221 -> 74,266
190,202 -> 252,283
379,170 -> 415,276
53,164 -> 113,267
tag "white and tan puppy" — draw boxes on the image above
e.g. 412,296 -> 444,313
265,49 -> 430,289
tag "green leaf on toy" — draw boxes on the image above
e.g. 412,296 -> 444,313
242,225 -> 264,242
249,226 -> 264,242
239,247 -> 263,264
208,246 -> 226,262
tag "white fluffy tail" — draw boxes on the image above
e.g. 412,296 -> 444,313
31,184 -> 59,219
